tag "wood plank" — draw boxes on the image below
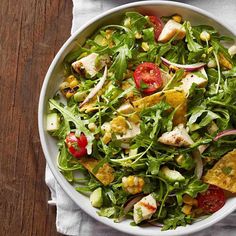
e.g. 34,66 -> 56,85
0,0 -> 72,235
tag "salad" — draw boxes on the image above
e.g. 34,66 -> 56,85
46,12 -> 236,230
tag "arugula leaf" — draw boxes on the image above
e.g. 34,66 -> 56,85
162,208 -> 192,231
175,178 -> 208,206
163,69 -> 184,91
187,106 -> 220,131
125,12 -> 148,33
211,39 -> 233,63
98,207 -> 116,218
147,156 -> 161,175
110,45 -> 131,81
49,99 -> 94,154
142,27 -> 155,43
51,118 -> 70,139
223,66 -> 236,78
183,179 -> 208,198
140,101 -> 172,140
184,21 -> 203,52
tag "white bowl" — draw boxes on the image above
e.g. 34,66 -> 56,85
38,1 -> 236,235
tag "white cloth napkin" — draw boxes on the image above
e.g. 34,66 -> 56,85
46,1 -> 236,235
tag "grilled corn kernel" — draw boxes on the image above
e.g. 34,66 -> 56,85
105,29 -> 113,40
60,82 -> 70,90
102,131 -> 112,144
110,116 -> 128,134
172,15 -> 182,23
228,45 -> 236,57
135,32 -> 142,39
182,204 -> 192,215
141,42 -> 149,52
122,176 -> 145,194
66,92 -> 74,99
88,123 -> 97,132
70,79 -> 79,88
183,194 -> 198,207
200,31 -> 210,42
65,75 -> 77,83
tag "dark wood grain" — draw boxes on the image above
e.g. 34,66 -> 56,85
0,0 -> 72,235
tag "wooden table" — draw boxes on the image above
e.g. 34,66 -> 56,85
0,0 -> 72,235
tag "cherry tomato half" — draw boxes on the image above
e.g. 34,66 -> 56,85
148,16 -> 163,41
196,185 -> 225,213
134,62 -> 163,94
65,132 -> 88,158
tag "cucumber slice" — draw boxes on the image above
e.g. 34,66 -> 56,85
46,113 -> 60,131
90,187 -> 103,208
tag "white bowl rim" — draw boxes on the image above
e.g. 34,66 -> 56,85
38,1 -> 236,235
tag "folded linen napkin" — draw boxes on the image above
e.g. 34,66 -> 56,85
45,1 -> 236,235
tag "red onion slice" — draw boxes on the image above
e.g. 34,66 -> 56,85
117,194 -> 145,222
214,129 -> 236,141
79,66 -> 107,107
147,220 -> 164,227
161,57 -> 206,72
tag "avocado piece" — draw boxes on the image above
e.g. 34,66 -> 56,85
90,187 -> 103,208
46,113 -> 60,131
175,153 -> 195,170
159,166 -> 185,183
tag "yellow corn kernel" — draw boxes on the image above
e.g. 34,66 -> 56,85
138,178 -> 144,186
70,79 -> 79,88
200,31 -> 210,42
207,46 -> 214,54
105,29 -> 113,39
127,176 -> 134,187
65,75 -> 76,83
122,176 -> 145,194
110,116 -> 128,134
135,32 -> 142,39
183,194 -> 198,206
172,15 -> 182,23
122,177 -> 128,188
60,82 -> 70,90
66,92 -> 73,99
88,123 -> 97,132
141,42 -> 149,51
102,131 -> 112,144
182,204 -> 192,215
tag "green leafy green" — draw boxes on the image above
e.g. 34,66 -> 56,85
184,21 -> 203,52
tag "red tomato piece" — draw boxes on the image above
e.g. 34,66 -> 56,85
196,185 -> 226,213
65,132 -> 88,158
148,16 -> 163,41
134,62 -> 163,94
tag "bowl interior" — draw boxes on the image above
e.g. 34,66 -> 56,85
38,1 -> 236,236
